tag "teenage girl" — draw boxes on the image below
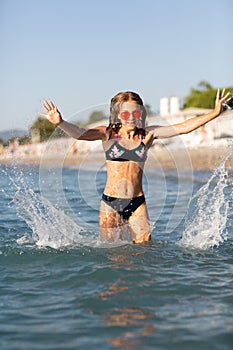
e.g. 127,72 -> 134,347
40,89 -> 230,243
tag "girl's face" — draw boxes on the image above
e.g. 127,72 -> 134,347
119,101 -> 143,130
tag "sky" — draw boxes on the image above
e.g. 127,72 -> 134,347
0,0 -> 233,132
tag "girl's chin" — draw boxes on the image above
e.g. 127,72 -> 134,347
124,123 -> 136,130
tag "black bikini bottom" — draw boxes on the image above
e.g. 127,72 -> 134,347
101,194 -> 145,221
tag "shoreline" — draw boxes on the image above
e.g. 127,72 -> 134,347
148,144 -> 232,171
0,143 -> 233,170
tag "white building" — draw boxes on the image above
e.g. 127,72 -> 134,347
160,97 -> 170,116
170,96 -> 180,115
160,96 -> 180,116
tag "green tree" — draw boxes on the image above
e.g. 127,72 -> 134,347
197,80 -> 213,91
88,110 -> 105,124
30,117 -> 57,142
18,135 -> 31,145
184,81 -> 233,109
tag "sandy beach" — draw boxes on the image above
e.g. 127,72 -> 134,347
148,142 -> 232,170
0,137 -> 232,171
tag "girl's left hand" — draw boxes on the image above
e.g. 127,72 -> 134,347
215,88 -> 231,114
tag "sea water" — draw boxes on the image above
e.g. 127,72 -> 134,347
0,153 -> 232,349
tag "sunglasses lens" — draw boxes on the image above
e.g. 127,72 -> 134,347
133,110 -> 142,119
120,111 -> 130,120
120,110 -> 142,120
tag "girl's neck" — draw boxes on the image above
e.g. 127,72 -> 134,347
118,129 -> 135,140
117,127 -> 141,141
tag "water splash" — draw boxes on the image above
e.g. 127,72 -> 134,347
14,187 -> 87,249
14,185 -> 131,249
1,164 -> 92,249
5,166 -> 128,249
179,151 -> 232,250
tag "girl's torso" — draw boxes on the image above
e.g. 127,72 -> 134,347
102,129 -> 153,198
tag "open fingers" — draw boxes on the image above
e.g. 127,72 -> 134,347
42,100 -> 56,111
49,100 -> 56,109
226,95 -> 232,103
222,91 -> 230,101
38,111 -> 48,118
216,88 -> 220,102
216,89 -> 231,103
220,88 -> 225,98
42,100 -> 51,112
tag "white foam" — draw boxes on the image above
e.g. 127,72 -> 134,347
178,150 -> 232,250
14,187 -> 87,249
13,177 -> 130,249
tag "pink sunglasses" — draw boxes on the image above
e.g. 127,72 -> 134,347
120,110 -> 143,120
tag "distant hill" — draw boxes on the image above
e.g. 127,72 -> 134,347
0,129 -> 29,143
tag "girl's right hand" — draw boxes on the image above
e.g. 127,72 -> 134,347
39,100 -> 63,125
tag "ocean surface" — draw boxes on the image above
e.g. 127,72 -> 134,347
0,153 -> 233,350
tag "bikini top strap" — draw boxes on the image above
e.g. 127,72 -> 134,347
139,131 -> 142,143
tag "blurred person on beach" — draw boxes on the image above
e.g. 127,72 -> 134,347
39,89 -> 230,243
0,140 -> 3,155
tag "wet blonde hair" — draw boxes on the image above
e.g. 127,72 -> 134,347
107,91 -> 147,136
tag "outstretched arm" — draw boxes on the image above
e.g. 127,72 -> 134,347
148,89 -> 230,139
39,100 -> 107,141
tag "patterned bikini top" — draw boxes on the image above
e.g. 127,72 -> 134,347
105,134 -> 148,162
